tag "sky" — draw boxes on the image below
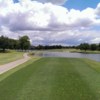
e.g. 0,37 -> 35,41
64,0 -> 100,10
0,0 -> 100,46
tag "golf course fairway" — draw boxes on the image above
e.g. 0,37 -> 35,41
0,57 -> 100,100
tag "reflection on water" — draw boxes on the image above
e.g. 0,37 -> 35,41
40,52 -> 100,62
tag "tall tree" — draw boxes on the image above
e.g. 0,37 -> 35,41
79,43 -> 89,52
0,36 -> 9,52
19,36 -> 30,50
90,44 -> 97,51
8,39 -> 19,50
98,43 -> 100,51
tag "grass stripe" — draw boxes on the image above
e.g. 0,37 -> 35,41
0,58 -> 99,100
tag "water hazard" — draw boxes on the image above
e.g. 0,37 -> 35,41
40,52 -> 100,62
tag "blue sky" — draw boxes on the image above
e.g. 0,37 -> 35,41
14,0 -> 100,10
13,0 -> 19,3
63,0 -> 100,10
0,0 -> 100,45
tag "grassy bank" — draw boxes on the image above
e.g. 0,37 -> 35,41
70,49 -> 100,54
0,57 -> 100,100
33,49 -> 100,54
0,51 -> 24,65
58,49 -> 100,54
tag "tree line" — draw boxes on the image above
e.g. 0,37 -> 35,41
0,35 -> 30,52
30,43 -> 100,51
30,45 -> 63,50
77,43 -> 100,51
0,35 -> 100,52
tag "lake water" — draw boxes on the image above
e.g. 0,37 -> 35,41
40,52 -> 100,62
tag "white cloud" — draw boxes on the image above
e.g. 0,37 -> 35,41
95,3 -> 100,15
90,38 -> 100,43
0,0 -> 100,45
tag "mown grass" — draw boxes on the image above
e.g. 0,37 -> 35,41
0,57 -> 41,81
0,57 -> 100,100
82,59 -> 100,71
0,51 -> 24,65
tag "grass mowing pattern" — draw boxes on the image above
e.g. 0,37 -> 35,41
0,58 -> 100,100
0,57 -> 41,82
0,51 -> 24,65
83,59 -> 100,72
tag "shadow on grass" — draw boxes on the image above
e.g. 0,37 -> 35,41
0,50 -> 10,53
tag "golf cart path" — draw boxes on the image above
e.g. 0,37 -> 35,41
0,53 -> 30,74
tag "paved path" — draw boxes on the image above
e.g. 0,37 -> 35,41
0,53 -> 30,74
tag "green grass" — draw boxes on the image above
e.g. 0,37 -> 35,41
32,49 -> 100,54
71,50 -> 100,54
0,57 -> 41,82
0,51 -> 24,65
82,59 -> 100,72
53,48 -> 100,54
0,58 -> 100,100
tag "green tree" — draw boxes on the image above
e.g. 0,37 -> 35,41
19,36 -> 30,51
97,43 -> 100,51
0,36 -> 9,52
90,44 -> 97,51
8,39 -> 20,50
79,43 -> 90,52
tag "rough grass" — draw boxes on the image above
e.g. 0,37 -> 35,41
32,49 -> 100,54
0,51 -> 24,65
0,58 -> 100,100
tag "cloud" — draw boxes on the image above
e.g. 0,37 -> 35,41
0,1 -> 97,31
31,0 -> 67,5
95,3 -> 100,15
0,0 -> 100,45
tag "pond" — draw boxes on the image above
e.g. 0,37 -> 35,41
40,52 -> 100,62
